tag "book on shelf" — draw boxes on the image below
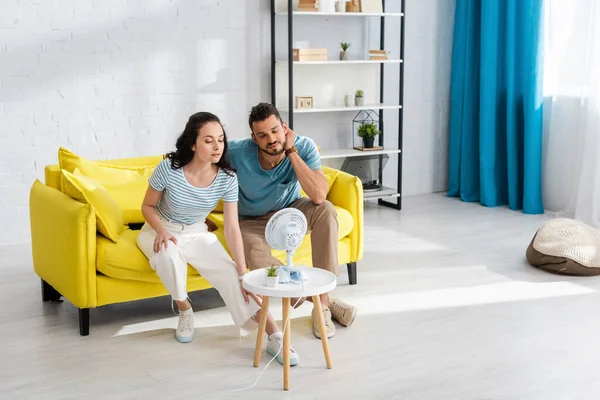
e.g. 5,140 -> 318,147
298,0 -> 318,11
369,49 -> 388,60
292,48 -> 327,61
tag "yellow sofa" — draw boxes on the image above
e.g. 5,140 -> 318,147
29,153 -> 364,336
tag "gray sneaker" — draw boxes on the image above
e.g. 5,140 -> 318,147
176,308 -> 195,343
266,333 -> 300,366
312,307 -> 335,339
330,298 -> 357,327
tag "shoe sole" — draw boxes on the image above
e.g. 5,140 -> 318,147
313,329 -> 335,339
176,333 -> 195,343
267,347 -> 299,366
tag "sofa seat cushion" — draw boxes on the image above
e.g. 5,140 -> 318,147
335,206 -> 354,239
97,229 -> 200,283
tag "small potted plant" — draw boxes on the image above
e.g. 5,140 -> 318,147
358,123 -> 381,148
265,266 -> 279,287
355,89 -> 364,106
340,42 -> 350,60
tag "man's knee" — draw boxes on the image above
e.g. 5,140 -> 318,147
243,233 -> 267,253
314,200 -> 337,223
242,234 -> 272,269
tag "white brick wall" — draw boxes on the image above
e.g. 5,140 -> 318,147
0,0 -> 454,246
0,0 -> 271,246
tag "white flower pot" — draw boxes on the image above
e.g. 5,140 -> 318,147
344,95 -> 353,107
265,275 -> 279,287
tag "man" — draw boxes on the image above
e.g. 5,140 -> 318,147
226,102 -> 357,339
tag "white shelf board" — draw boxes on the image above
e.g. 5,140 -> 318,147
276,59 -> 403,65
320,148 -> 402,159
281,104 -> 402,114
364,186 -> 400,200
276,12 -> 404,17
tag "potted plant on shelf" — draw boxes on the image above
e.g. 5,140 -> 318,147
355,90 -> 364,106
358,123 -> 381,149
265,266 -> 279,287
340,42 -> 350,60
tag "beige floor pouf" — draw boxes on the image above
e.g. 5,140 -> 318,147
526,218 -> 600,276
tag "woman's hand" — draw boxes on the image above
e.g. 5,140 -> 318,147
239,281 -> 250,304
154,229 -> 177,253
239,280 -> 261,305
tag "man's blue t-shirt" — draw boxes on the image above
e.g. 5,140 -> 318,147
227,136 -> 321,217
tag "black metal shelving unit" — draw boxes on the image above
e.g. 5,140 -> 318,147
270,0 -> 405,210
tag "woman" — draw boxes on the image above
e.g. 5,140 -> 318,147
136,112 -> 299,366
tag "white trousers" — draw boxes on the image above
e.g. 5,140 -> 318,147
136,219 -> 260,336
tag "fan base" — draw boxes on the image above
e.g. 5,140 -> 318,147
277,265 -> 309,284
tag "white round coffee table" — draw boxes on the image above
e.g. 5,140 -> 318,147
243,266 -> 337,391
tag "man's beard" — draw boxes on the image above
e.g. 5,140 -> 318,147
259,140 -> 286,156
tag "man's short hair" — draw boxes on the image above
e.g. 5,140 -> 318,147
248,103 -> 282,132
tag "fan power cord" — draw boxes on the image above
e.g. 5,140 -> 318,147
213,266 -> 306,399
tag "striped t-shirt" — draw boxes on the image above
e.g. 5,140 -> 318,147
148,158 -> 238,225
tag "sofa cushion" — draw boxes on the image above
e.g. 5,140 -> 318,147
335,206 -> 353,239
58,147 -> 161,224
96,229 -> 200,283
100,179 -> 151,224
60,170 -> 124,242
58,147 -> 160,173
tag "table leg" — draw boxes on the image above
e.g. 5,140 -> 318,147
312,295 -> 332,369
253,296 -> 270,367
282,297 -> 291,390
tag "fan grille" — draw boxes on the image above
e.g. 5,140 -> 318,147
265,208 -> 308,251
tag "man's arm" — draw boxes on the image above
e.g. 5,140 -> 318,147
284,124 -> 328,204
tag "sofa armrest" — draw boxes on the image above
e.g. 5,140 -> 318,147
326,169 -> 364,263
29,180 -> 97,308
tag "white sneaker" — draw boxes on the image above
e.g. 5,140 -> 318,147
267,333 -> 299,366
176,308 -> 195,343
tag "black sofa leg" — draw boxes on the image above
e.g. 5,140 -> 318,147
347,262 -> 357,285
41,279 -> 62,302
79,308 -> 90,336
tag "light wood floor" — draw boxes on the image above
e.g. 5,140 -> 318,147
3,193 -> 600,399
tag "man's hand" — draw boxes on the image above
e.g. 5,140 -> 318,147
283,122 -> 296,151
205,217 -> 218,232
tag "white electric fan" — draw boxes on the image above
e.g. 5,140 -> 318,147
265,208 -> 308,284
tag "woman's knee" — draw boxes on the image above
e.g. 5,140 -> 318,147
150,243 -> 183,266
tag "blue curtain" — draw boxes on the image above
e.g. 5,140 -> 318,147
448,0 -> 544,214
